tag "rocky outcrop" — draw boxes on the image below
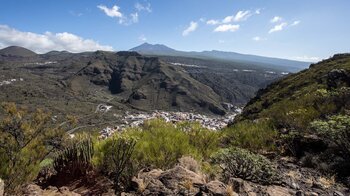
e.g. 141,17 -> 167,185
0,178 -> 4,196
128,166 -> 239,195
21,184 -> 80,196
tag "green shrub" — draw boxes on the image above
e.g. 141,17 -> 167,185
0,103 -> 64,192
125,119 -> 199,169
310,115 -> 350,155
179,121 -> 222,159
52,133 -> 94,176
94,134 -> 137,193
222,120 -> 277,152
211,147 -> 280,184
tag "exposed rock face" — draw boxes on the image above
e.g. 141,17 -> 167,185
205,180 -> 228,196
0,178 -> 4,196
129,166 -> 237,195
21,184 -> 80,196
326,69 -> 350,88
266,185 -> 293,196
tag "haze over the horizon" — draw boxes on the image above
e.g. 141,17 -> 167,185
0,0 -> 349,62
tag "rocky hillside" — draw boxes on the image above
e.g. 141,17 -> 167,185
69,51 -> 225,115
238,53 -> 350,123
234,54 -> 350,184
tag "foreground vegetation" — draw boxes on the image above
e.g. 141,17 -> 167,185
0,103 -> 282,194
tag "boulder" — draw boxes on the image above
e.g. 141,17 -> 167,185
205,180 -> 228,196
159,166 -> 206,190
143,179 -> 173,195
0,178 -> 4,196
266,185 -> 293,196
229,178 -> 255,195
22,184 -> 80,196
327,69 -> 350,88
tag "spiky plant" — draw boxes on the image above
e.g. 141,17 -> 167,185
100,134 -> 137,193
53,134 -> 94,176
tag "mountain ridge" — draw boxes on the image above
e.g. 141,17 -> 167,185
130,43 -> 311,72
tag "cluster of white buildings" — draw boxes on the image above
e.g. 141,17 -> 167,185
24,61 -> 57,66
0,78 -> 24,87
99,109 -> 242,139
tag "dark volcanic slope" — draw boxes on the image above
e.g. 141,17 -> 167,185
0,49 -> 225,119
0,46 -> 37,57
69,51 -> 225,115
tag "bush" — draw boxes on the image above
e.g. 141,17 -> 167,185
0,103 -> 64,192
178,156 -> 200,173
179,121 -> 222,159
211,147 -> 279,184
222,120 -> 277,152
94,134 -> 137,192
125,119 -> 199,169
310,115 -> 350,155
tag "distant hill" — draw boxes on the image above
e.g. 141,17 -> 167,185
0,46 -> 37,57
130,43 -> 310,72
130,43 -> 176,54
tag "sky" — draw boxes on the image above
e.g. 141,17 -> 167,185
0,0 -> 349,62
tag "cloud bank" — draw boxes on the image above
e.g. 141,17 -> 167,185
0,25 -> 113,53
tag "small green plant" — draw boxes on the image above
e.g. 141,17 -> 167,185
211,147 -> 279,184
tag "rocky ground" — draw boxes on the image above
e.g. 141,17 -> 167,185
14,156 -> 349,196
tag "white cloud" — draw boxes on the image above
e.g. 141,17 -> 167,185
135,2 -> 152,13
139,34 -> 147,42
214,24 -> 240,32
255,9 -> 261,14
252,36 -> 261,41
291,20 -> 300,26
182,21 -> 198,36
98,4 -> 145,25
206,19 -> 219,25
270,16 -> 282,23
218,40 -> 225,43
269,22 -> 288,33
97,5 -> 123,18
0,24 -> 113,53
130,12 -> 139,23
222,10 -> 252,23
294,55 -> 320,62
233,10 -> 252,22
222,16 -> 234,23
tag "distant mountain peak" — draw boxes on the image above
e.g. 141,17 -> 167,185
130,43 -> 176,52
0,46 -> 37,57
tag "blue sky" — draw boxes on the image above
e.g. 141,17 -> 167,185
0,0 -> 349,61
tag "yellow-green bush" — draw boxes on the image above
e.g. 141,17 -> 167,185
124,119 -> 198,169
122,119 -> 222,170
178,121 -> 222,159
0,103 -> 64,192
222,120 -> 277,152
